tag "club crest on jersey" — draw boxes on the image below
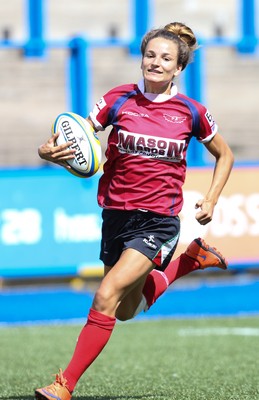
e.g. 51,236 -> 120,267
117,130 -> 185,162
163,114 -> 187,123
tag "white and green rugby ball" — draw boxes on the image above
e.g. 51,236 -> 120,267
52,112 -> 102,178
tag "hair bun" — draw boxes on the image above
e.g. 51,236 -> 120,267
164,22 -> 198,51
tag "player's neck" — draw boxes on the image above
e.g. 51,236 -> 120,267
144,81 -> 172,95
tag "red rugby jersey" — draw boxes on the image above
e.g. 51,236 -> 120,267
90,80 -> 217,216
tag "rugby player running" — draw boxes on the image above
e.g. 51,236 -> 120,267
35,22 -> 234,400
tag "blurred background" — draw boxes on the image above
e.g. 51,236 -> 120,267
0,0 -> 259,324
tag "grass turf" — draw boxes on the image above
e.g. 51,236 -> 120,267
0,316 -> 259,400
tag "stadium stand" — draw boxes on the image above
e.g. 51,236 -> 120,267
0,0 -> 258,166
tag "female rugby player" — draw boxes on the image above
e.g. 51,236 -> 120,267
35,22 -> 234,400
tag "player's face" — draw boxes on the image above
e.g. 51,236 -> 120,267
141,37 -> 182,94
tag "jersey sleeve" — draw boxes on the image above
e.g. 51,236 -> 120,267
89,84 -> 134,131
196,103 -> 218,143
89,90 -> 114,131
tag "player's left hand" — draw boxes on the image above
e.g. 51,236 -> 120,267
194,198 -> 215,225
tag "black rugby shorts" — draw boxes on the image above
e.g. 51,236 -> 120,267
100,209 -> 180,270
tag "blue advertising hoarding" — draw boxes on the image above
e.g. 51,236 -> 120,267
1,165 -> 258,279
0,168 -> 102,278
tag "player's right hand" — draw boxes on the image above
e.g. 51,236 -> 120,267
38,133 -> 76,168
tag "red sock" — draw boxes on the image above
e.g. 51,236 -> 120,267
143,254 -> 200,308
164,253 -> 200,284
142,270 -> 169,309
63,308 -> 116,392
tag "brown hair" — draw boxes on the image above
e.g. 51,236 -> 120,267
141,22 -> 198,70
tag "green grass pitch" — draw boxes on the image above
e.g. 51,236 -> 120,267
1,316 -> 259,400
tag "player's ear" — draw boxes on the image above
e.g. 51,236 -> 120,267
174,64 -> 182,77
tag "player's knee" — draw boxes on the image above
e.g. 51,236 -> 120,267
92,287 -> 117,314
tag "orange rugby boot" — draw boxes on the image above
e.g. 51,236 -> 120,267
185,237 -> 228,270
35,369 -> 72,400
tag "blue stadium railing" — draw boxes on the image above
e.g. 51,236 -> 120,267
0,0 -> 258,166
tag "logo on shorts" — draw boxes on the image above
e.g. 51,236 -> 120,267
143,235 -> 157,249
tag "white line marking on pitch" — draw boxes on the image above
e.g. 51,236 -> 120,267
178,328 -> 259,336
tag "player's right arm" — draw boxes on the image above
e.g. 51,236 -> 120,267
38,133 -> 75,168
38,116 -> 96,168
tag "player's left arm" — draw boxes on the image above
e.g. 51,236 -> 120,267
195,132 -> 234,225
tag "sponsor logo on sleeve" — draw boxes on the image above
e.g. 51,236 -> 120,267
205,110 -> 216,133
91,97 -> 107,119
96,97 -> 106,111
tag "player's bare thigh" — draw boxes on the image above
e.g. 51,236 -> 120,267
92,248 -> 154,318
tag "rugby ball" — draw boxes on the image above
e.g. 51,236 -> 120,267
52,112 -> 102,178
